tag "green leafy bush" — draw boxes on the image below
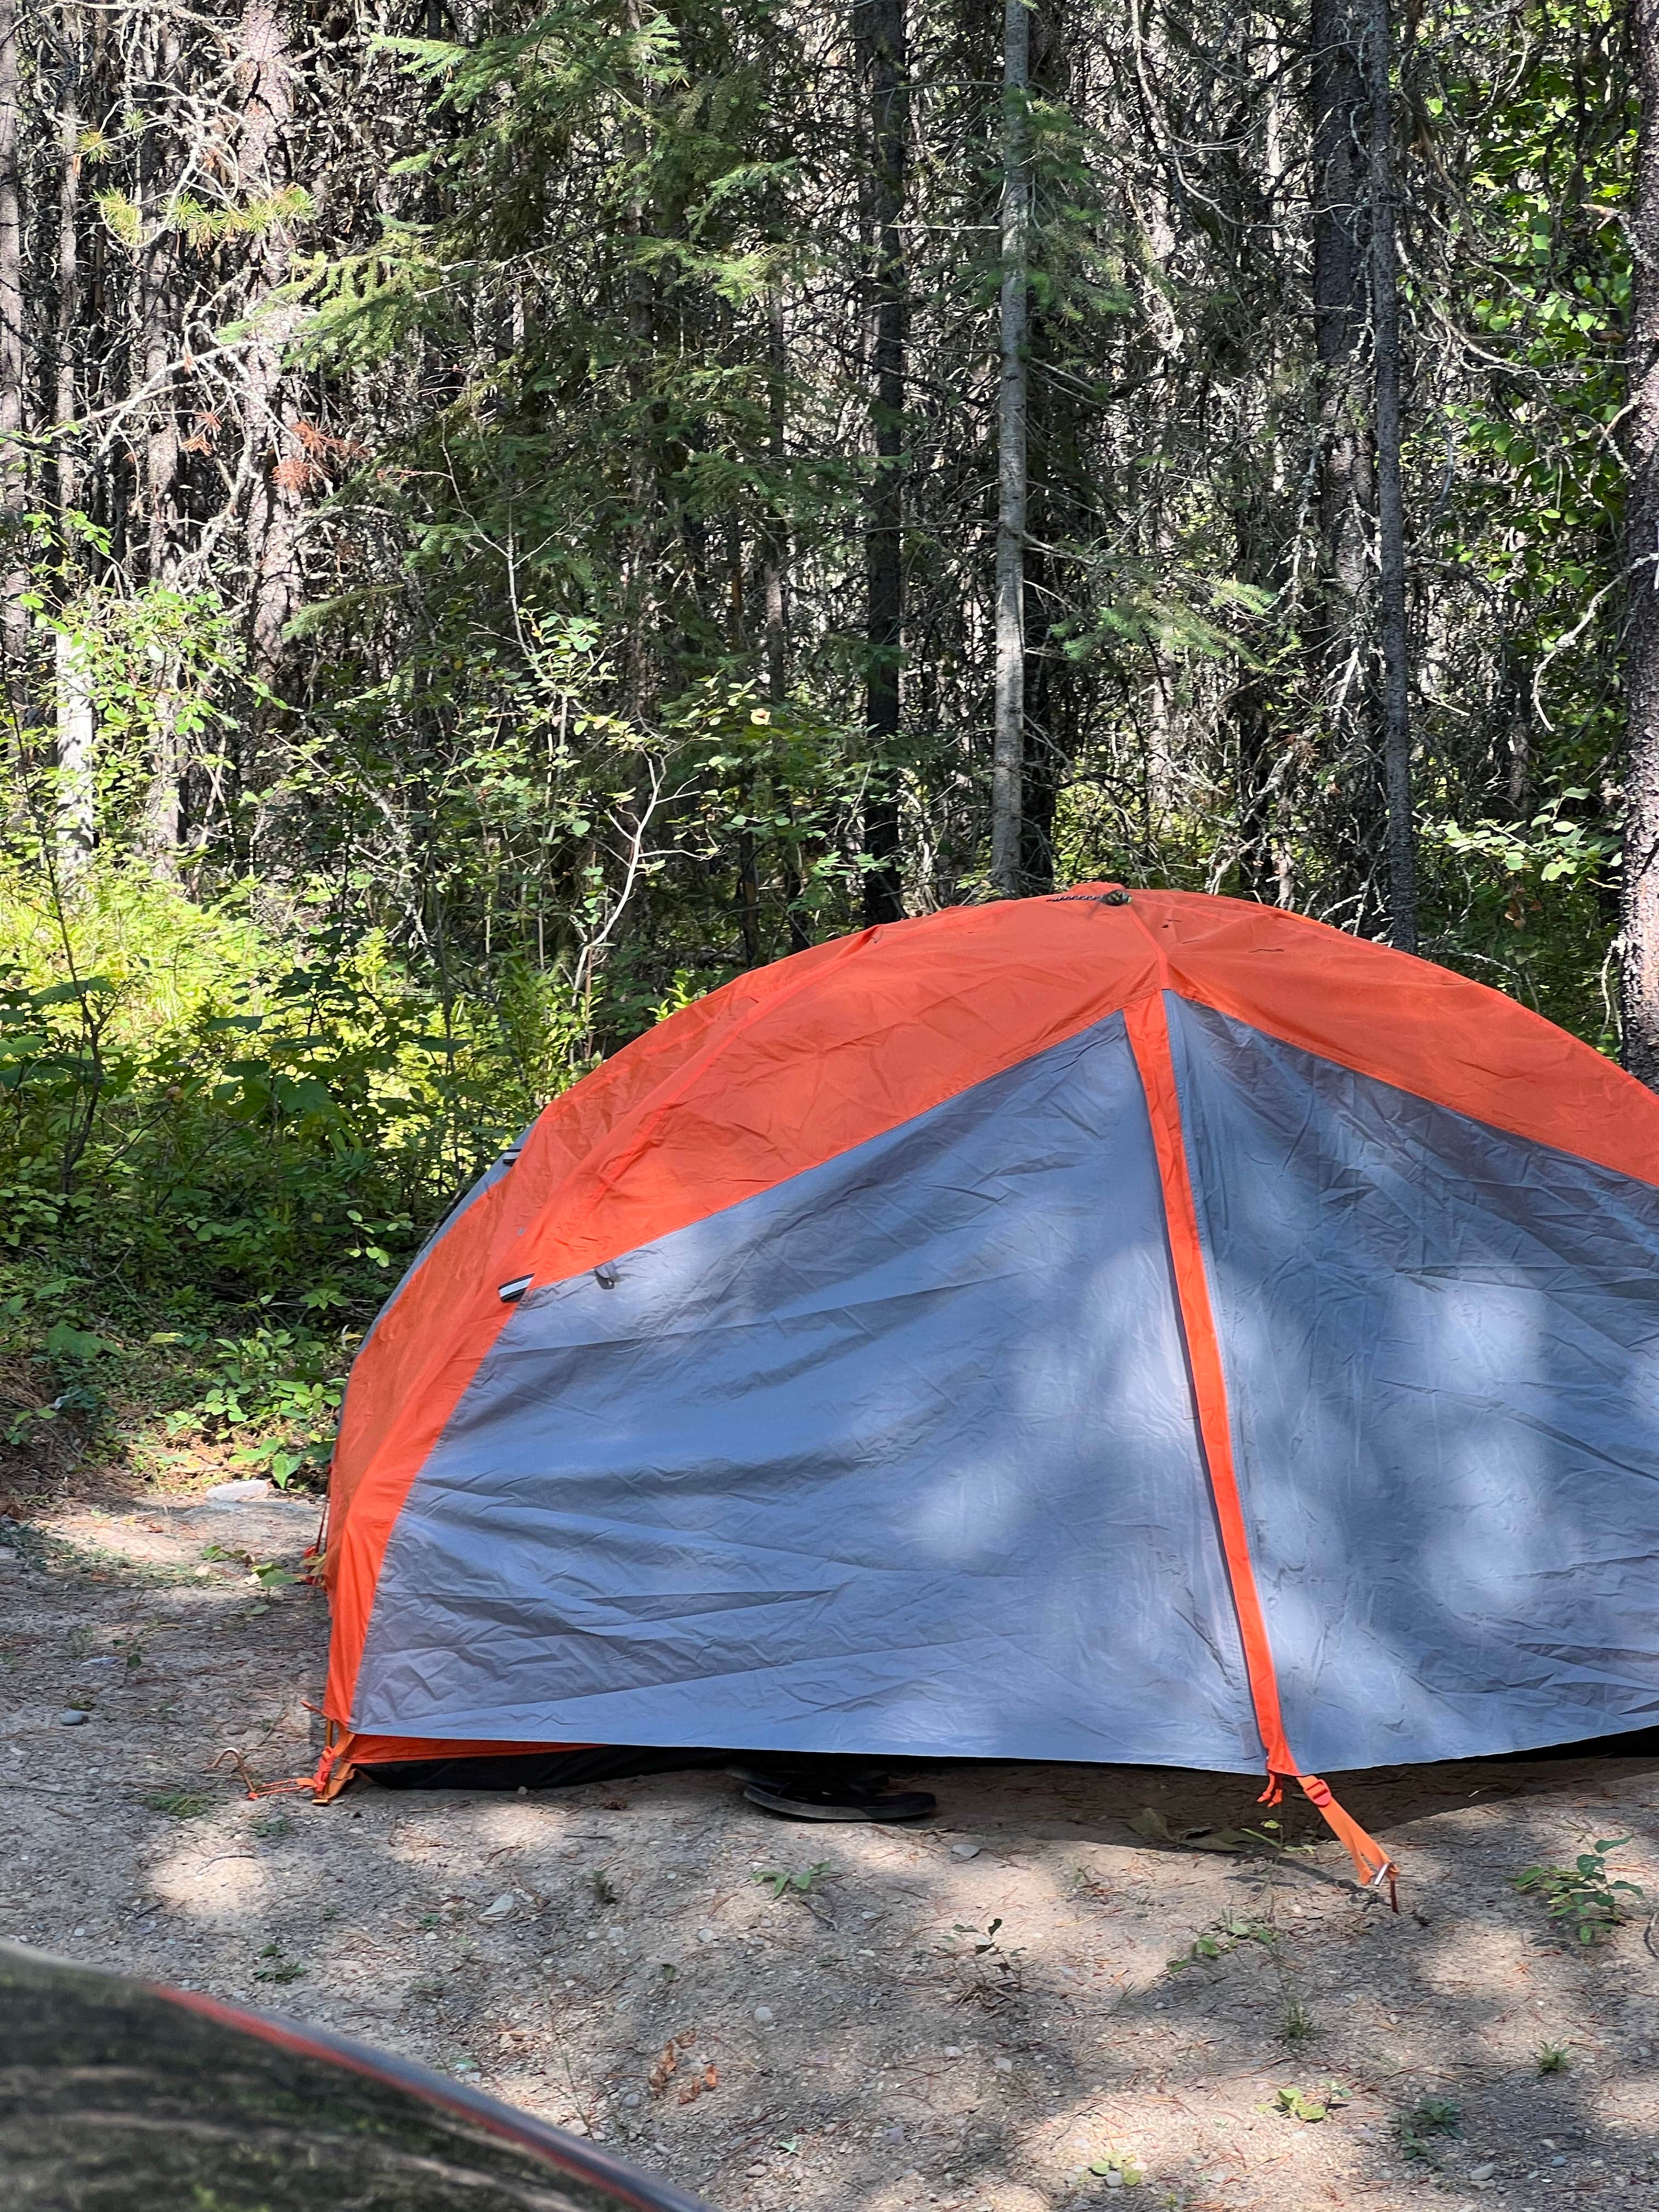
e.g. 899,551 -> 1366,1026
1511,1837 -> 1645,1945
0,858 -> 587,1488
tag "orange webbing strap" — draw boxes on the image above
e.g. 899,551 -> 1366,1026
1126,990 -> 1398,1905
310,1724 -> 358,1803
1295,1774 -> 1398,1904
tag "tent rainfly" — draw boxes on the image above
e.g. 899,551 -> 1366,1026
315,887 -> 1659,1889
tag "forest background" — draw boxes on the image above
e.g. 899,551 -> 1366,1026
0,0 -> 1637,1491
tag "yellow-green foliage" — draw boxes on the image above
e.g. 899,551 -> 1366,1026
0,859 -> 588,1483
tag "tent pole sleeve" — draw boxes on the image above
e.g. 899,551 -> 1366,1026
1126,990 -> 1398,1901
1125,992 -> 1296,1775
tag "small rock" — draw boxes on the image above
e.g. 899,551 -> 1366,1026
879,2126 -> 905,2145
696,1927 -> 717,1943
753,2005 -> 774,2024
994,2056 -> 1014,2074
1468,2165 -> 1495,2184
951,1842 -> 980,1860
480,1893 -> 515,1919
204,1479 -> 273,1503
623,2092 -> 641,2108
58,1709 -> 89,1727
943,2044 -> 963,2058
1103,2175 -> 1124,2192
81,1655 -> 118,1668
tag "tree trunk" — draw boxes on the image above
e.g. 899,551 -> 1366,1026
0,0 -> 26,714
55,628 -> 94,873
237,0 -> 302,695
129,7 -> 182,866
764,276 -> 811,954
54,11 -> 78,511
857,0 -> 907,926
1365,0 -> 1416,951
1308,0 -> 1370,747
763,279 -> 787,705
1015,0 -> 1072,898
54,11 -> 92,883
1233,481 -> 1278,904
990,0 -> 1030,900
1624,0 -> 1659,1081
137,13 -> 179,586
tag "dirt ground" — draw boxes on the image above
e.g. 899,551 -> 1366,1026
2,1486 -> 1657,2212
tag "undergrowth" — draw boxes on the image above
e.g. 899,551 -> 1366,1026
0,859 -> 592,1497
1510,1837 -> 1645,1945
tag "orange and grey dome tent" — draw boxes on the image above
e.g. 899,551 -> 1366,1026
315,888 -> 1659,1887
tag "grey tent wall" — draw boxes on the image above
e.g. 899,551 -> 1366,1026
352,1011 -> 1262,1769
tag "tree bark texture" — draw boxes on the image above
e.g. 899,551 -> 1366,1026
0,0 -> 25,710
991,0 -> 1030,900
54,7 -> 79,511
858,0 -> 907,927
1309,0 -> 1369,691
1233,483 -> 1279,905
763,277 -> 812,955
52,6 -> 92,880
236,0 -> 303,695
137,10 -> 180,587
763,280 -> 787,706
1365,0 -> 1416,952
54,628 -> 94,876
1624,0 -> 1659,1081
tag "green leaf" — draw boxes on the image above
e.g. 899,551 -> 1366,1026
44,1320 -> 115,1361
